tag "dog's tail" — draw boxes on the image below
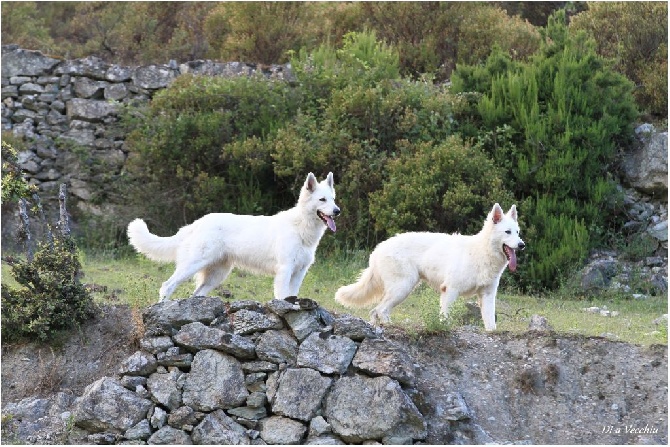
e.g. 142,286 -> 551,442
127,218 -> 179,262
335,267 -> 383,308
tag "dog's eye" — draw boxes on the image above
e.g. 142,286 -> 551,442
505,230 -> 512,234
319,198 -> 326,202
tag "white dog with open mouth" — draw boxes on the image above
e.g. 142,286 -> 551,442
128,172 -> 340,302
335,203 -> 524,330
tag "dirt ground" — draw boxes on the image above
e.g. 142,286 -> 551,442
1,304 -> 667,444
1,305 -> 141,404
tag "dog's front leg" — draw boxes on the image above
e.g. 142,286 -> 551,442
273,265 -> 294,300
288,266 -> 309,297
479,291 -> 497,331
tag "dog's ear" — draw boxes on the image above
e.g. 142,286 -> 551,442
492,203 -> 504,224
508,205 -> 518,222
305,172 -> 318,192
326,172 -> 334,190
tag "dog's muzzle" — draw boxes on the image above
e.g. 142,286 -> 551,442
503,241 -> 524,272
318,208 -> 339,232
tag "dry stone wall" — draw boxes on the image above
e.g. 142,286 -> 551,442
1,44 -> 292,233
70,296 -> 430,444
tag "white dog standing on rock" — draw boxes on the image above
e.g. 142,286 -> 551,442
128,172 -> 340,302
335,203 -> 524,331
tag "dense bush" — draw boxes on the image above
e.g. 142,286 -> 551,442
359,2 -> 541,81
369,137 -> 513,236
103,19 -> 640,292
204,2 -> 332,65
124,32 -> 502,250
3,3 -> 664,115
2,237 -> 96,342
124,74 -> 301,232
570,2 -> 668,117
451,10 -> 637,290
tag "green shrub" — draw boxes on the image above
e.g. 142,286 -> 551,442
2,237 -> 95,342
124,75 -> 299,232
1,145 -> 95,341
369,137 -> 513,236
272,75 -> 464,247
1,139 -> 38,204
359,2 -> 541,81
289,29 -> 402,113
570,2 -> 668,116
204,2 -> 327,64
451,10 -> 637,290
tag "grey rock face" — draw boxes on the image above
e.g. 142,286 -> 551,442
191,409 -> 250,444
174,321 -> 256,359
622,124 -> 668,195
147,425 -> 192,444
332,314 -> 378,341
142,297 -> 226,335
167,406 -> 200,430
272,368 -> 333,421
73,377 -> 153,433
256,330 -> 298,365
259,415 -> 307,445
352,338 -> 415,386
284,310 -> 324,341
297,332 -> 358,375
54,55 -> 110,79
133,65 -> 177,90
140,335 -> 174,354
182,349 -> 248,411
125,419 -> 152,441
1,48 -> 61,77
119,351 -> 157,376
324,374 -> 426,443
233,308 -> 284,335
66,98 -> 118,122
147,370 -> 183,411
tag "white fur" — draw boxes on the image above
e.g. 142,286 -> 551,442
128,172 -> 339,302
335,203 -> 525,331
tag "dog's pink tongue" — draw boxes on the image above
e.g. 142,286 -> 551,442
326,216 -> 336,232
508,248 -> 517,272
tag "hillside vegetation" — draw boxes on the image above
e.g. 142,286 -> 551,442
117,10 -> 638,293
1,3 -> 666,294
1,2 -> 665,115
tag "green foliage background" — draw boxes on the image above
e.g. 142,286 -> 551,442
2,2 -> 663,114
451,11 -> 637,289
2,4 -> 660,292
121,13 -> 639,292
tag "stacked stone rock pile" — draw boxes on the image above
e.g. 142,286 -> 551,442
70,296 -> 428,444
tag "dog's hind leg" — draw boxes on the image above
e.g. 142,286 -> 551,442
193,261 -> 233,298
370,279 -> 417,326
159,259 -> 212,301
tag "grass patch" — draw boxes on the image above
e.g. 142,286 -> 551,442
2,250 -> 667,346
